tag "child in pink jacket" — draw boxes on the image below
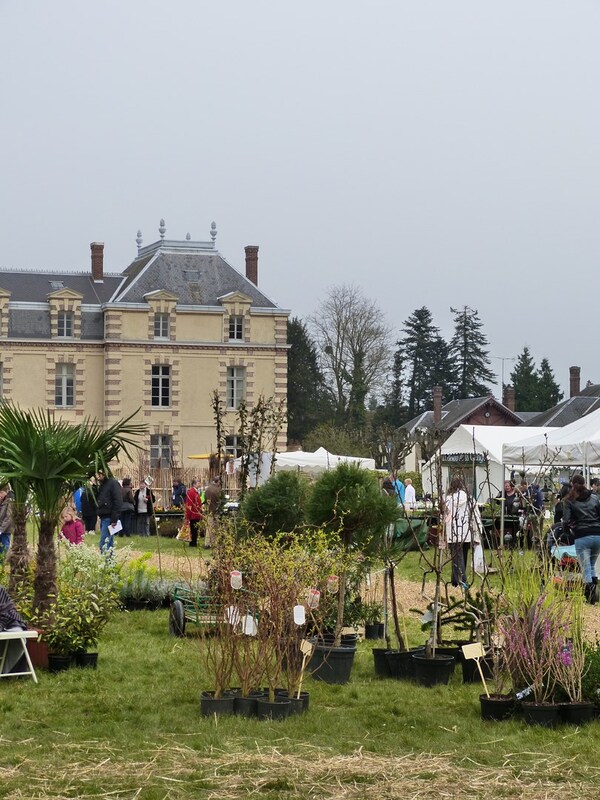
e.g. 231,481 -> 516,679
60,508 -> 85,545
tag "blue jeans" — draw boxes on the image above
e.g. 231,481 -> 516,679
99,517 -> 114,553
575,535 -> 600,583
0,532 -> 10,557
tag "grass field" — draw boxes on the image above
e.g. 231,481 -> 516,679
5,530 -> 597,799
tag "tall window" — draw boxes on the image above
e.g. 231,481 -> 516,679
55,363 -> 74,407
154,312 -> 170,339
151,365 -> 171,407
150,434 -> 172,468
57,311 -> 74,338
225,434 -> 242,458
228,315 -> 243,340
227,366 -> 245,409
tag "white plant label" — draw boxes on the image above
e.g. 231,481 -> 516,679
230,570 -> 242,590
307,588 -> 320,609
293,605 -> 306,625
242,613 -> 257,636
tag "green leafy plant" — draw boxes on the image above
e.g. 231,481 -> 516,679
361,600 -> 384,626
241,470 -> 311,539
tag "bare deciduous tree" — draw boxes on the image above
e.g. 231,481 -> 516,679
309,285 -> 392,427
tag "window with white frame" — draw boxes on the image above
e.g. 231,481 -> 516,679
226,366 -> 245,409
228,315 -> 243,340
55,363 -> 75,407
57,310 -> 74,338
225,434 -> 243,458
154,312 -> 170,339
151,365 -> 171,407
150,434 -> 173,468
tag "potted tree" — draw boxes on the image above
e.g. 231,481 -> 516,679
307,462 -> 398,684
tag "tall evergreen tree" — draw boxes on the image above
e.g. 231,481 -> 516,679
510,346 -> 540,411
396,307 -> 454,418
449,306 -> 496,397
286,318 -> 333,443
536,358 -> 564,410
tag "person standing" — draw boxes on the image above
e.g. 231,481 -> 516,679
0,485 -> 13,557
81,479 -> 98,534
391,474 -> 405,505
203,477 -> 222,550
120,477 -> 135,537
184,478 -> 203,547
60,507 -> 85,545
172,478 -> 187,509
404,478 -> 417,511
133,479 -> 155,536
563,474 -> 600,604
442,477 -> 482,589
95,469 -> 122,553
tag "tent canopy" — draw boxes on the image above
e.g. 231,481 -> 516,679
502,407 -> 600,466
237,447 -> 376,485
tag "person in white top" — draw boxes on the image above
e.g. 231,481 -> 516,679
404,478 -> 417,510
442,477 -> 482,589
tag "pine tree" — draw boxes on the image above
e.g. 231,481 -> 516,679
286,318 -> 333,443
536,358 -> 564,410
510,347 -> 540,411
449,306 -> 496,397
396,307 -> 454,418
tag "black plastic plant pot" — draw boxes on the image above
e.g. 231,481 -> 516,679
372,648 -> 391,677
480,693 -> 515,721
411,654 -> 455,687
200,691 -> 235,717
310,644 -> 357,685
256,696 -> 291,721
364,624 -> 384,640
385,650 -> 415,680
48,654 -> 73,674
560,702 -> 595,725
521,701 -> 560,728
75,652 -> 98,669
287,697 -> 305,716
233,695 -> 258,718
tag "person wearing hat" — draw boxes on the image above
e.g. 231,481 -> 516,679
133,478 -> 155,536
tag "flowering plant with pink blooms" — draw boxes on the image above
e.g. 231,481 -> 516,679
552,596 -> 587,703
498,589 -> 574,705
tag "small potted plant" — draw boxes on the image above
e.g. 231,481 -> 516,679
362,600 -> 384,640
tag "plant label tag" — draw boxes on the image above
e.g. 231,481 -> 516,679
242,613 -> 257,636
293,605 -> 306,625
307,588 -> 320,609
230,570 -> 242,589
420,609 -> 433,624
300,639 -> 314,657
341,627 -> 356,636
326,575 -> 339,594
462,643 -> 485,661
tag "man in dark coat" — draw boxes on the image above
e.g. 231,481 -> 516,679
95,469 -> 122,552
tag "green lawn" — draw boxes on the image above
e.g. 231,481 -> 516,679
1,609 -> 598,799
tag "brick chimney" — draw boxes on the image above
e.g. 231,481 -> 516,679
504,385 -> 516,412
433,385 -> 443,424
569,366 -> 581,398
90,242 -> 104,283
245,245 -> 258,286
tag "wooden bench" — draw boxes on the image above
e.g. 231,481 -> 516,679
0,630 -> 39,683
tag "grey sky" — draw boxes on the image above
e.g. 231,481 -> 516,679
2,1 -> 599,397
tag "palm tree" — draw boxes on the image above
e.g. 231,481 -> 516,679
0,403 -> 146,613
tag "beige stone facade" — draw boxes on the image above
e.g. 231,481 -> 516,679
0,229 -> 289,468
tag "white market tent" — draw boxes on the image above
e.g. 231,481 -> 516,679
502,407 -> 600,469
422,425 -> 556,501
239,447 -> 377,486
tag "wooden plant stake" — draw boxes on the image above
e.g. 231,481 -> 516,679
462,642 -> 490,698
296,639 -> 314,699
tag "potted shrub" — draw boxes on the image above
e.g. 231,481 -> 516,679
362,600 -> 384,640
307,462 -> 398,684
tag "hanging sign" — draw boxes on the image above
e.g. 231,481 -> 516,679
307,588 -> 320,609
293,605 -> 306,625
242,613 -> 258,636
326,575 -> 339,594
230,570 -> 243,590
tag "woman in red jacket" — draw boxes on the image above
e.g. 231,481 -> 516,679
184,478 -> 203,547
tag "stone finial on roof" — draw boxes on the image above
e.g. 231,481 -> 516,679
186,232 -> 191,240
136,230 -> 143,250
210,221 -> 217,243
159,219 -> 166,240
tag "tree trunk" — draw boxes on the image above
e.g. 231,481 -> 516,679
33,516 -> 57,614
388,562 -> 406,651
333,571 -> 346,647
7,504 -> 31,603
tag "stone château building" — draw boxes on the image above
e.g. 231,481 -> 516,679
0,221 -> 289,467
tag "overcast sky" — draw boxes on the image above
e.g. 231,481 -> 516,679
2,0 -> 599,397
